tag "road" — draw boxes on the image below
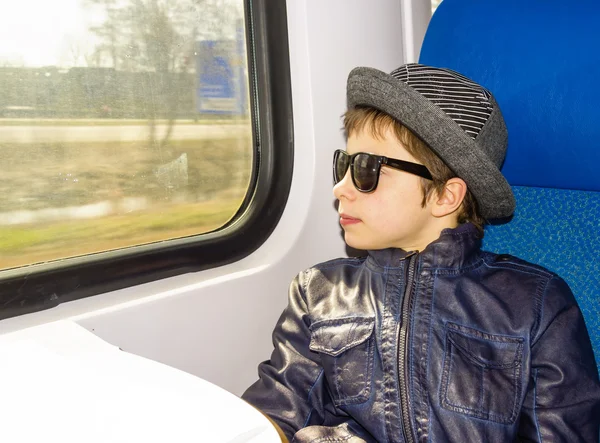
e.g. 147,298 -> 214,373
0,123 -> 251,143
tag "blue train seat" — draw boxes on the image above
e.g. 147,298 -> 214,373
419,0 -> 600,370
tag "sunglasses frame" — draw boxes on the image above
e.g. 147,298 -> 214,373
333,149 -> 433,192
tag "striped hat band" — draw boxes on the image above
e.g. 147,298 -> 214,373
390,64 -> 493,140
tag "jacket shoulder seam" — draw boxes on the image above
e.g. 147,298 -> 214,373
482,255 -> 556,278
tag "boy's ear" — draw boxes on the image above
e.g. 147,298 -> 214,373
430,178 -> 467,218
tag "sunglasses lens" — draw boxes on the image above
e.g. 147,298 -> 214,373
353,153 -> 379,191
334,151 -> 349,183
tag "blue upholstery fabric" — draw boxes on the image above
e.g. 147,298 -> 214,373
483,187 -> 600,369
419,0 -> 600,370
420,0 -> 600,192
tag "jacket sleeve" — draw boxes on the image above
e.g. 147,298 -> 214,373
241,270 -> 329,440
517,276 -> 600,442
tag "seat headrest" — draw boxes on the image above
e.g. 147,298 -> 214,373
419,0 -> 600,192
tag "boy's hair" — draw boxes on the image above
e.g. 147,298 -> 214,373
343,106 -> 485,235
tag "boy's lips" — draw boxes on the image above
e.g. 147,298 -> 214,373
339,213 -> 362,225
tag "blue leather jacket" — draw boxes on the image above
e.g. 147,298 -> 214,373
243,224 -> 600,442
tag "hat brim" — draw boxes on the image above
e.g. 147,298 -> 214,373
347,67 -> 515,220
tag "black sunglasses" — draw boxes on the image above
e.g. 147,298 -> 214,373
333,149 -> 432,192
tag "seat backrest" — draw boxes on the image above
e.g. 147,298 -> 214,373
419,0 -> 600,370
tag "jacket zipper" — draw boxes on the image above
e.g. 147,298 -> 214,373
399,253 -> 416,443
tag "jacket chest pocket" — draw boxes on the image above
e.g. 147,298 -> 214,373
309,317 -> 375,406
440,322 -> 524,424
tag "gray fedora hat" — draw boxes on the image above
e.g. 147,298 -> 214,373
346,63 -> 515,220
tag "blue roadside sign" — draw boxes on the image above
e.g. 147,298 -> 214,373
196,22 -> 247,115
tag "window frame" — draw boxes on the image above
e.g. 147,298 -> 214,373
0,0 -> 294,320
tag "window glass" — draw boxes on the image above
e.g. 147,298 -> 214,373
0,0 -> 252,271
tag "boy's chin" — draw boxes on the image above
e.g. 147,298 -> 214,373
344,235 -> 375,252
344,240 -> 368,257
345,234 -> 396,252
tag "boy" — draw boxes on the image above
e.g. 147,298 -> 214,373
242,63 -> 600,442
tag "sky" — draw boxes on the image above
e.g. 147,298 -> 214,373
0,0 -> 97,67
0,0 -> 243,68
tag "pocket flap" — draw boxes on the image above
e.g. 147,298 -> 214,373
447,324 -> 523,369
309,317 -> 375,357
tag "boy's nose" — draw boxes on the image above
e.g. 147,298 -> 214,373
333,169 -> 357,201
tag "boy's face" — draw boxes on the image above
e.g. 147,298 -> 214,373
334,126 -> 441,252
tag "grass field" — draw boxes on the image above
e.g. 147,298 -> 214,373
0,198 -> 243,269
0,134 -> 253,270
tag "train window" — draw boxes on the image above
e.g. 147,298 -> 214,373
0,0 -> 293,319
0,0 -> 252,271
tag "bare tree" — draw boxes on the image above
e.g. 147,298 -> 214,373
85,0 -> 124,69
60,36 -> 91,68
86,0 -> 243,154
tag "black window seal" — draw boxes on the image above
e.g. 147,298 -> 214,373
0,0 -> 293,321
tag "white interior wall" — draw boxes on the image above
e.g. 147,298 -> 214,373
0,0 -> 410,397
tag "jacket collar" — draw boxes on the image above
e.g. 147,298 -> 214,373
366,223 -> 483,271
